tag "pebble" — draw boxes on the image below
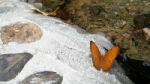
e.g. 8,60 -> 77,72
20,71 -> 63,84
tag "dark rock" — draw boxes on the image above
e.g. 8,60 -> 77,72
116,54 -> 150,84
20,0 -> 35,3
0,53 -> 33,81
20,71 -> 63,84
56,8 -> 72,20
89,5 -> 106,16
133,14 -> 150,29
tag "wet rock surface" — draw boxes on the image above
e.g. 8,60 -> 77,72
0,23 -> 43,44
0,53 -> 33,81
20,71 -> 63,84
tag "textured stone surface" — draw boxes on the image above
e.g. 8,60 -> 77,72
0,0 -> 134,84
0,23 -> 42,44
0,7 -> 13,13
0,53 -> 33,81
20,71 -> 63,84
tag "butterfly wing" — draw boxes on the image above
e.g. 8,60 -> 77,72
101,46 -> 119,71
90,41 -> 103,70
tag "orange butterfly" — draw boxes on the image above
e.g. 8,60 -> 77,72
90,41 -> 119,71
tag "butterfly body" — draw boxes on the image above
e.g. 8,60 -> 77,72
90,41 -> 119,71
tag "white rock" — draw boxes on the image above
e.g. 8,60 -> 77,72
143,28 -> 150,40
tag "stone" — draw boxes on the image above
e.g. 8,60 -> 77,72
20,71 -> 63,84
0,53 -> 33,81
133,14 -> 150,29
89,5 -> 105,16
0,23 -> 43,44
20,0 -> 35,3
0,0 -> 134,83
143,28 -> 150,40
35,0 -> 64,10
